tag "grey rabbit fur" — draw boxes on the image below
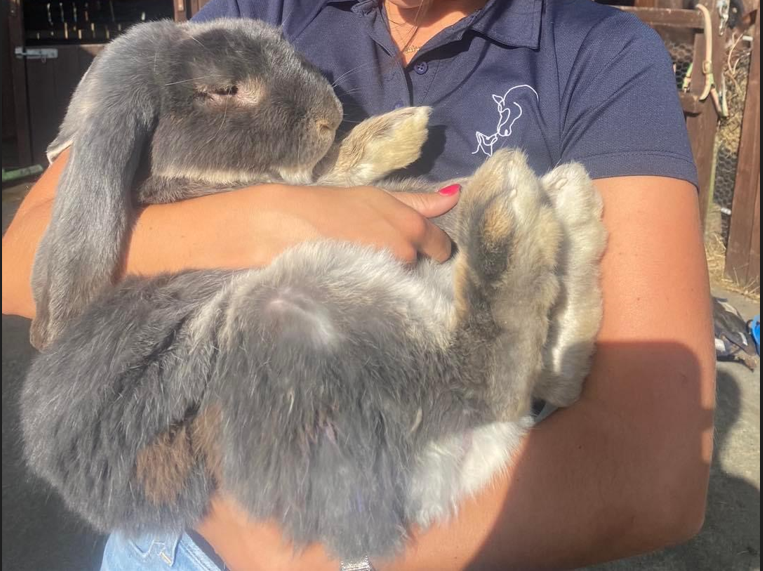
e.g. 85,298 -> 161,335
21,18 -> 607,563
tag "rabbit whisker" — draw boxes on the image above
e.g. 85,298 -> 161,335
189,34 -> 213,54
336,87 -> 366,98
331,60 -> 376,89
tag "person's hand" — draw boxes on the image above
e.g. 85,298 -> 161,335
245,183 -> 461,266
125,182 -> 461,276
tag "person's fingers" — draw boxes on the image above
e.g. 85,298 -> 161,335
393,184 -> 461,218
416,219 -> 453,263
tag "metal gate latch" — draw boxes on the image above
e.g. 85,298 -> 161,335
14,48 -> 59,63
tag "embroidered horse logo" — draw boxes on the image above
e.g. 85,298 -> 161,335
473,84 -> 539,157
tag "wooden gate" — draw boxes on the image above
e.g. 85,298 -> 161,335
6,0 -> 211,167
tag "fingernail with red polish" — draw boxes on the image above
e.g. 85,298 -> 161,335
438,184 -> 461,196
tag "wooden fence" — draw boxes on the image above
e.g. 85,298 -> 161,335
726,17 -> 760,290
620,0 -> 727,227
622,0 -> 760,290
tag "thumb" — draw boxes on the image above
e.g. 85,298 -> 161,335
393,184 -> 461,218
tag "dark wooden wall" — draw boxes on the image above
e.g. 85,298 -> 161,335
6,0 -> 207,166
25,44 -> 103,164
2,0 -> 17,143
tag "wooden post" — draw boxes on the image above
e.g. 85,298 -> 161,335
2,0 -> 17,141
177,0 -> 211,20
174,0 -> 188,22
685,0 -> 726,227
619,7 -> 705,28
726,17 -> 761,289
188,0 -> 212,18
8,0 -> 32,167
748,176 -> 760,287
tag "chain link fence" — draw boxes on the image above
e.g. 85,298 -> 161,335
714,35 -> 753,243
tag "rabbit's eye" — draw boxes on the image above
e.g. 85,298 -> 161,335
193,85 -> 239,104
212,86 -> 238,97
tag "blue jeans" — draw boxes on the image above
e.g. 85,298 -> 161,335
101,532 -> 223,571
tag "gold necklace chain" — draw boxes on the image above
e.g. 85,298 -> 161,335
387,16 -> 410,26
392,32 -> 421,54
383,3 -> 422,55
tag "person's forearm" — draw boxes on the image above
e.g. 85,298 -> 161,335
2,185 -> 278,320
2,152 -> 457,320
389,180 -> 715,571
386,177 -> 716,571
3,198 -> 50,318
382,345 -> 714,571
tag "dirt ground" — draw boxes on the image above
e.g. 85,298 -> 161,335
2,184 -> 760,571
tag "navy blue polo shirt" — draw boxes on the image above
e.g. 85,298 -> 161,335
194,0 -> 698,186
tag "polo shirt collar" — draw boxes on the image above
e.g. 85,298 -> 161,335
351,0 -> 543,50
469,0 -> 543,49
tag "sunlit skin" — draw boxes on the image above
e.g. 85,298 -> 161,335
384,0 -> 489,64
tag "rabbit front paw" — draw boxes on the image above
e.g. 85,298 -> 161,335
320,107 -> 432,186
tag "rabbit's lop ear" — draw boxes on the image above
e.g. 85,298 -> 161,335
30,25 -> 166,349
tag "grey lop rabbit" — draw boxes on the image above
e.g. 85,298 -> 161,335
21,18 -> 607,564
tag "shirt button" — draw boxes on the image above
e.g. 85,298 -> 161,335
414,62 -> 429,75
394,101 -> 405,109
